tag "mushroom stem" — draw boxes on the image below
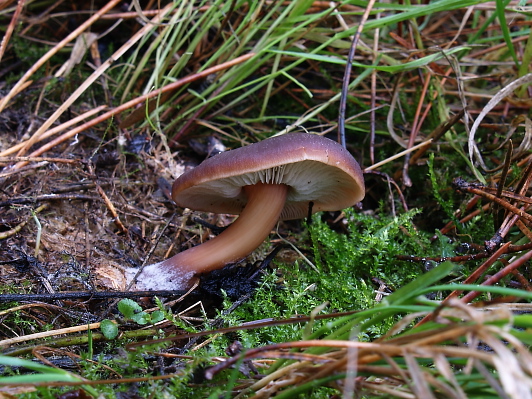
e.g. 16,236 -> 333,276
133,183 -> 288,290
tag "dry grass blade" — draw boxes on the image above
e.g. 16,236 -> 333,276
8,52 -> 254,170
0,322 -> 106,349
203,300 -> 532,398
0,0 -> 123,112
0,0 -> 24,63
403,351 -> 436,399
433,353 -> 468,399
0,105 -> 106,157
12,3 -> 175,161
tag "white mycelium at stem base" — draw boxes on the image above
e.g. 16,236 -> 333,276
132,183 -> 289,291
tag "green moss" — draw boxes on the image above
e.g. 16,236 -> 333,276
305,208 -> 430,319
224,206 -> 432,347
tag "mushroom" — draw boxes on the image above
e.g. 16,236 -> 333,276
129,133 -> 364,291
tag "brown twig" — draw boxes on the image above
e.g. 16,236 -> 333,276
0,290 -> 193,303
409,110 -> 465,166
453,178 -> 532,226
460,248 -> 532,303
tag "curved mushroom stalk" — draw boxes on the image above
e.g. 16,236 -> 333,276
130,183 -> 288,291
123,133 -> 365,291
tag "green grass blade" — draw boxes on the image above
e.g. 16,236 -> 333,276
420,284 -> 532,300
269,46 -> 469,73
0,373 -> 82,384
496,0 -> 520,67
0,355 -> 84,384
0,355 -> 67,374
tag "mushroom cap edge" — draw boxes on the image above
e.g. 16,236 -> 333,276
172,133 -> 365,220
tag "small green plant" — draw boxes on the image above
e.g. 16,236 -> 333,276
99,319 -> 119,340
100,298 -> 164,339
117,298 -> 165,325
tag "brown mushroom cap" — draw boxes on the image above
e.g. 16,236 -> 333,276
172,133 -> 364,220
